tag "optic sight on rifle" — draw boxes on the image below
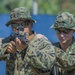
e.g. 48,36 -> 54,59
9,25 -> 28,45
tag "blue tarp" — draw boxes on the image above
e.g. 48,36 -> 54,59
0,14 -> 59,75
0,14 -> 58,42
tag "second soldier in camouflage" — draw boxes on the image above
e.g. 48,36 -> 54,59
51,12 -> 75,75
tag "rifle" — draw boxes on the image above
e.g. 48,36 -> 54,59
0,25 -> 29,60
8,25 -> 28,45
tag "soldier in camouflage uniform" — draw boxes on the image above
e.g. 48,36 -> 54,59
0,7 -> 57,75
51,12 -> 75,75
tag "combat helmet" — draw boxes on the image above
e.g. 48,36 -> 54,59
51,12 -> 75,30
6,7 -> 36,26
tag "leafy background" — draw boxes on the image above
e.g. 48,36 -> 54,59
0,0 -> 75,15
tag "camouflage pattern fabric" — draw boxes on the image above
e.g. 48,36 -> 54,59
50,12 -> 75,75
51,12 -> 75,30
0,38 -> 10,60
54,37 -> 75,75
0,37 -> 33,75
6,7 -> 36,26
0,31 -> 56,75
1,7 -> 56,75
25,34 -> 56,75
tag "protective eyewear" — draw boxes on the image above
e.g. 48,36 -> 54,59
11,22 -> 30,28
55,29 -> 72,34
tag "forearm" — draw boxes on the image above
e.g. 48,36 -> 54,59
56,47 -> 75,67
0,43 -> 10,60
25,41 -> 56,70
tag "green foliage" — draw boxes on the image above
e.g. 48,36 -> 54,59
0,0 -> 75,15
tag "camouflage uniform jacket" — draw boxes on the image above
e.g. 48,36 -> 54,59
0,32 -> 56,75
54,37 -> 75,75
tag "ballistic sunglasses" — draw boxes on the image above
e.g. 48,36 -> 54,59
11,21 -> 30,28
55,29 -> 72,34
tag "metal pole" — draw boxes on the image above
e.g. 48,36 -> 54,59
33,0 -> 38,15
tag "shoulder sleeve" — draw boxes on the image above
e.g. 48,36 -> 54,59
0,38 -> 10,60
25,37 -> 56,71
36,34 -> 48,40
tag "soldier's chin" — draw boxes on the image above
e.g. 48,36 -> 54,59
62,40 -> 67,43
